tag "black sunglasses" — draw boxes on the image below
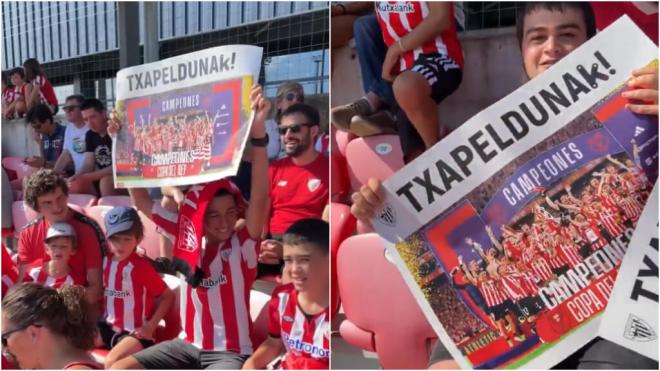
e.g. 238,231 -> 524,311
1,327 -> 25,347
285,92 -> 304,103
278,123 -> 313,135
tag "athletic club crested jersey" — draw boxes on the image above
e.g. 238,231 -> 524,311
268,284 -> 330,369
29,263 -> 79,288
375,1 -> 464,72
102,252 -> 167,332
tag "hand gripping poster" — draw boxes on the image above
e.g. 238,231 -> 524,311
113,45 -> 262,188
371,17 -> 658,369
598,182 -> 658,361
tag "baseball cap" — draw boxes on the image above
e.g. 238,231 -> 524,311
105,206 -> 140,238
45,222 -> 76,242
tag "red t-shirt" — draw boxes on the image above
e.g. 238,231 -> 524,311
268,155 -> 329,235
2,245 -> 19,298
268,284 -> 330,369
32,74 -> 58,107
18,210 -> 105,285
103,252 -> 167,332
591,2 -> 658,45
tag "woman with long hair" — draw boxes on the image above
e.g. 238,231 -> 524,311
23,58 -> 59,114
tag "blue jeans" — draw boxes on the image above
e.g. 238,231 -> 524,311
353,14 -> 395,106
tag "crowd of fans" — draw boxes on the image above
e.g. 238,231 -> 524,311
2,51 -> 330,370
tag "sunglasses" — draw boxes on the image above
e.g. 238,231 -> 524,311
63,105 -> 79,112
284,92 -> 304,103
278,123 -> 313,135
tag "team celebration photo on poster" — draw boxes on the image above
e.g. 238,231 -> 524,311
113,45 -> 262,188
370,17 -> 657,369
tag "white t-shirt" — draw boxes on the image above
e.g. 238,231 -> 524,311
265,118 -> 282,161
62,122 -> 89,173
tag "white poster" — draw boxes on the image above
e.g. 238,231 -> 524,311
599,182 -> 658,361
112,45 -> 262,188
371,17 -> 658,369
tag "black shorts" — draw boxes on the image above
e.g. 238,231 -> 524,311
488,300 -> 514,321
133,338 -> 249,369
517,296 -> 544,317
97,321 -> 154,350
408,53 -> 463,104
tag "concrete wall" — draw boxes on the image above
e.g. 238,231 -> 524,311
331,27 -> 529,131
2,118 -> 44,158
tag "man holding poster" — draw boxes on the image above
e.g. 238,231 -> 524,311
109,84 -> 270,370
351,3 -> 657,369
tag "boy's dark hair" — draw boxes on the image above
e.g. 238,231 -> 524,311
281,103 -> 320,127
9,67 -> 25,79
65,94 -> 85,106
23,169 -> 69,211
516,2 -> 596,48
26,103 -> 54,125
80,98 -> 105,113
282,218 -> 329,255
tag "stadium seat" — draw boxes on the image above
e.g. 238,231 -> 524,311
250,289 -> 272,348
84,205 -> 113,234
337,234 -> 437,369
356,220 -> 375,234
346,135 -> 404,193
137,210 -> 161,260
11,201 -> 38,236
67,193 -> 97,208
97,195 -> 133,207
2,157 -> 37,181
334,128 -> 356,158
329,203 -> 356,319
330,153 -> 351,204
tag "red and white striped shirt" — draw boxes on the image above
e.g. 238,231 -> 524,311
152,203 -> 260,354
29,263 -> 78,288
523,249 -> 553,282
559,242 -> 582,268
499,272 -> 527,302
598,205 -> 625,237
269,284 -> 330,369
477,277 -> 507,307
581,220 -> 607,250
102,252 -> 167,332
618,195 -> 644,222
2,245 -> 19,298
375,2 -> 464,72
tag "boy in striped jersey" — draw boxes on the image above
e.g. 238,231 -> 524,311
243,219 -> 330,370
99,206 -> 175,369
28,222 -> 82,288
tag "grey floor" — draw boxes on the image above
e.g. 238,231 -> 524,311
331,313 -> 382,370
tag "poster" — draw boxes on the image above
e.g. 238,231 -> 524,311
598,182 -> 658,361
113,45 -> 262,188
371,17 -> 658,369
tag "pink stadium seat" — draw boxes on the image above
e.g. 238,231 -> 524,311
337,234 -> 437,369
97,195 -> 133,207
250,289 -> 272,348
11,201 -> 38,236
137,210 -> 161,260
345,135 -> 404,193
67,193 -> 97,208
330,203 -> 356,319
356,220 -> 375,234
331,153 -> 351,204
334,128 -> 356,158
67,203 -> 86,215
85,205 -> 114,234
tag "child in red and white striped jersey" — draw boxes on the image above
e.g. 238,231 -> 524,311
28,222 -> 83,288
99,206 -> 175,369
243,219 -> 330,370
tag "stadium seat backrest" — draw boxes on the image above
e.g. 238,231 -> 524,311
329,203 -> 356,319
85,205 -> 114,234
11,201 -> 38,236
137,210 -> 161,260
67,193 -> 98,208
345,135 -> 404,193
330,153 -> 351,204
250,289 -> 272,348
334,129 -> 356,158
97,195 -> 133,207
337,234 -> 436,369
2,157 -> 37,181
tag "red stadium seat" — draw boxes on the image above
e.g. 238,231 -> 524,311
85,205 -> 114,234
250,289 -> 272,348
346,135 -> 404,193
67,193 -> 98,208
334,128 -> 357,158
329,203 -> 356,319
97,195 -> 133,207
137,210 -> 161,260
11,201 -> 38,236
2,157 -> 38,183
356,220 -> 375,234
337,234 -> 437,369
331,153 -> 351,204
